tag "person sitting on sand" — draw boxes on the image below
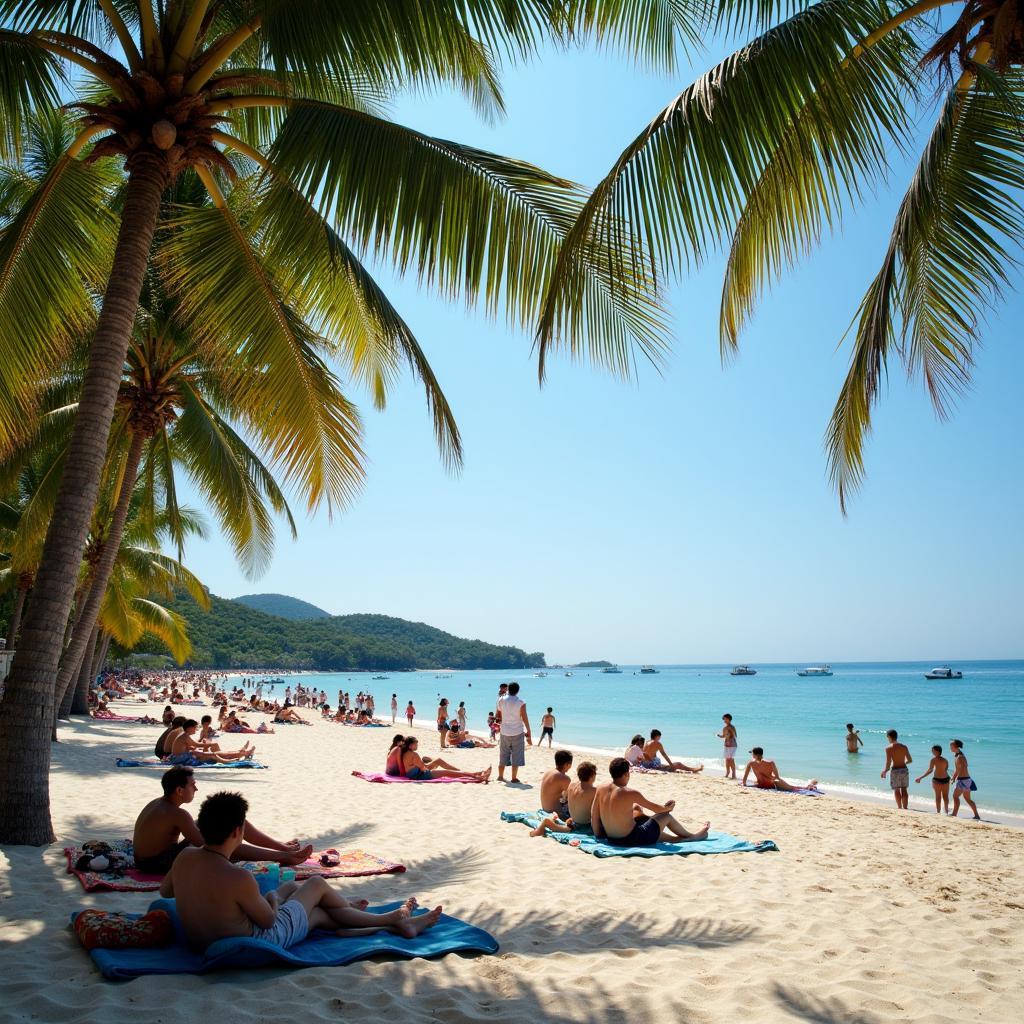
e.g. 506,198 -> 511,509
161,706 -> 175,726
915,744 -> 951,814
224,711 -> 256,734
446,722 -> 495,748
167,720 -> 255,765
256,720 -> 274,734
134,767 -> 311,874
274,703 -> 308,725
592,758 -> 710,847
741,747 -> 818,792
155,716 -> 188,758
949,739 -> 980,820
385,735 -> 406,777
642,730 -> 703,773
398,736 -> 491,782
846,723 -> 864,753
160,790 -> 441,950
881,729 -> 912,809
540,750 -> 574,820
624,734 -> 646,766
198,715 -> 219,745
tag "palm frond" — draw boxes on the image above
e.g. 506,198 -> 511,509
0,29 -> 64,160
267,101 -> 666,378
538,0 -> 914,365
827,65 -> 1024,511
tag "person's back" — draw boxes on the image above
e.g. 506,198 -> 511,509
157,725 -> 184,758
497,692 -> 524,734
168,845 -> 254,950
539,762 -> 571,814
133,797 -> 187,859
170,730 -> 192,756
592,780 -> 637,837
567,763 -> 598,824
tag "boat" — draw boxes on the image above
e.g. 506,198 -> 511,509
640,665 -> 659,674
730,665 -> 757,676
797,665 -> 833,677
601,666 -> 623,674
924,666 -> 963,680
535,671 -> 548,678
372,675 -> 389,680
564,671 -> 573,677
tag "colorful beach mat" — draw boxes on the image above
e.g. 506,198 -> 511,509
115,757 -> 267,769
745,784 -> 823,797
352,770 -> 483,784
500,811 -> 779,858
92,713 -> 158,723
65,841 -> 406,892
72,899 -> 499,978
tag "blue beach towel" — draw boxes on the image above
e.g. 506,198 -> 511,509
72,899 -> 498,978
115,757 -> 268,769
500,811 -> 778,858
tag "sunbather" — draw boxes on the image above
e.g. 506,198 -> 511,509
592,758 -> 709,847
155,716 -> 187,758
399,737 -> 490,782
160,790 -> 441,950
274,703 -> 308,725
446,722 -> 495,748
133,768 -> 311,874
642,730 -> 703,773
741,747 -> 818,791
167,720 -> 255,765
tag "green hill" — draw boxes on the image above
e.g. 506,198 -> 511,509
131,592 -> 546,671
233,593 -> 330,620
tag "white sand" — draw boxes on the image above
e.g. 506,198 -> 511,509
1,701 -> 1022,1024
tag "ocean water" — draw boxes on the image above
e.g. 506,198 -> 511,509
227,661 -> 1024,816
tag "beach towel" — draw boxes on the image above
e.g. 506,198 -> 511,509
64,841 -> 406,892
351,770 -> 482,785
72,899 -> 498,978
115,757 -> 267,769
92,713 -> 157,723
500,811 -> 778,858
748,784 -> 823,797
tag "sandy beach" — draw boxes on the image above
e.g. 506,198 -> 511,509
1,702 -> 1022,1024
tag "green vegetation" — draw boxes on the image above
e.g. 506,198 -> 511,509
133,592 -> 545,671
574,660 -> 613,668
233,594 -> 330,620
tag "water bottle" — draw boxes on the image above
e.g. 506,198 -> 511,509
281,867 -> 296,885
266,861 -> 280,891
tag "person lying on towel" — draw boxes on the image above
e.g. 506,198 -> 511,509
591,758 -> 710,848
160,790 -> 442,951
133,767 -> 311,874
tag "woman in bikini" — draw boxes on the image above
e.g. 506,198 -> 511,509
915,744 -> 951,814
399,737 -> 490,782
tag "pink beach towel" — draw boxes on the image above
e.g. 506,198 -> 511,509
65,842 -> 406,892
352,770 -> 483,785
92,713 -> 157,723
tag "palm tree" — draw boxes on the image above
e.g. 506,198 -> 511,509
0,2 -> 671,843
541,0 -> 1024,510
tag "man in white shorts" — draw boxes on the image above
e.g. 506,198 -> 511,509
497,682 -> 532,783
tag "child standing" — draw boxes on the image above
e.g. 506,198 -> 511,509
717,714 -> 738,779
540,707 -> 556,748
915,744 -> 950,814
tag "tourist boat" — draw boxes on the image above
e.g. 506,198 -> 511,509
640,665 -> 659,674
797,665 -> 833,677
371,675 -> 389,680
535,671 -> 548,678
601,665 -> 623,674
730,665 -> 757,676
564,671 -> 573,677
924,666 -> 963,680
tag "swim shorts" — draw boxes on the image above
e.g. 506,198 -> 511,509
606,815 -> 661,848
407,766 -> 435,780
724,746 -> 737,758
955,776 -> 978,792
133,838 -> 190,875
250,899 -> 309,949
166,752 -> 201,767
541,727 -> 553,738
499,732 -> 526,767
889,767 -> 910,790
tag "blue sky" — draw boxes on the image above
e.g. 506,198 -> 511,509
182,39 -> 1023,665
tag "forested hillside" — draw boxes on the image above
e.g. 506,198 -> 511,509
130,593 -> 546,670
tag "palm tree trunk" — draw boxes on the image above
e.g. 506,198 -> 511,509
4,585 -> 27,651
69,625 -> 100,716
90,631 -> 112,682
0,154 -> 168,845
56,429 -> 147,719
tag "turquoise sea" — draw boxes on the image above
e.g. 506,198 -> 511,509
228,661 -> 1024,818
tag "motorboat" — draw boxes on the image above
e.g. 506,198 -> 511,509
797,665 -> 833,677
640,665 -> 659,674
601,666 -> 623,674
730,665 -> 757,676
535,671 -> 548,678
371,675 -> 389,680
564,671 -> 573,677
924,666 -> 963,680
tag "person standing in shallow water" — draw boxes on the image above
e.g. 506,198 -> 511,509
846,723 -> 864,753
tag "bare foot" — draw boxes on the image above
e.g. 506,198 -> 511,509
394,905 -> 442,938
691,821 -> 711,841
529,819 -> 551,838
808,779 -> 818,788
282,844 -> 313,865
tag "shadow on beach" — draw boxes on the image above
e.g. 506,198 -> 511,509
774,984 -> 884,1024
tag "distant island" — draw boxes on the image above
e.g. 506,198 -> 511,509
574,660 -> 613,668
233,593 -> 331,620
130,591 -> 546,671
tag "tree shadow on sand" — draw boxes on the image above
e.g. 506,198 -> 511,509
773,985 -> 884,1024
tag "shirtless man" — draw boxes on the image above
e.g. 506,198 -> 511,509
642,730 -> 703,773
949,739 -> 980,820
540,708 -> 556,748
168,720 -> 255,765
741,748 -> 818,792
161,791 -> 441,951
533,751 -> 573,824
881,729 -> 912,809
915,744 -> 951,814
155,716 -> 187,758
592,758 -> 709,847
133,767 -> 312,874
845,723 -> 864,753
530,760 -> 600,838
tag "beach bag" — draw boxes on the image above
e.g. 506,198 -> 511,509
74,909 -> 175,950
